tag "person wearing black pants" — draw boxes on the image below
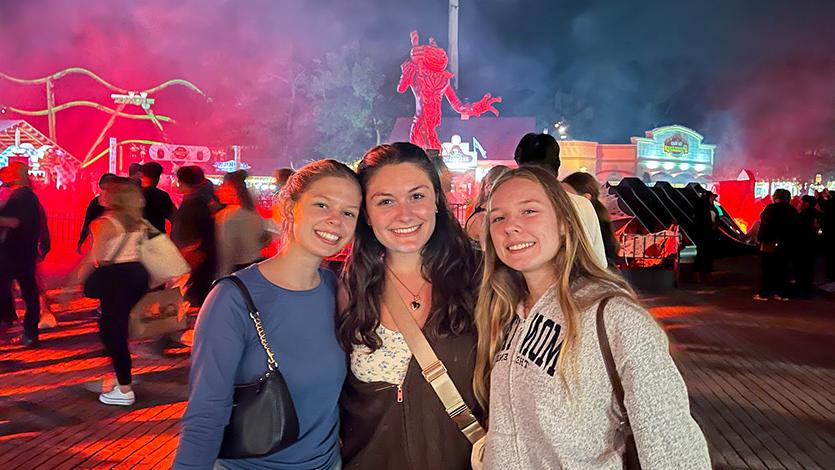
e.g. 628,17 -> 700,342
73,177 -> 149,406
0,162 -> 47,345
98,262 -> 149,388
754,189 -> 797,301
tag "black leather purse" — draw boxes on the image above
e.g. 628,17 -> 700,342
215,275 -> 300,459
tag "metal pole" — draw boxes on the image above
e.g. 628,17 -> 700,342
46,79 -> 56,142
233,145 -> 241,170
109,137 -> 117,174
449,0 -> 459,90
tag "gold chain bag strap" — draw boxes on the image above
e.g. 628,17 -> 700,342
215,275 -> 300,459
382,280 -> 487,468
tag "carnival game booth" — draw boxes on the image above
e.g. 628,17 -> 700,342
606,177 -> 756,289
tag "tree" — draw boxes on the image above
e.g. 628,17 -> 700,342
303,44 -> 385,162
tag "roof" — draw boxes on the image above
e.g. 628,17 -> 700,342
0,119 -> 80,164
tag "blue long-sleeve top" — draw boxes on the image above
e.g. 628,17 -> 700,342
174,265 -> 346,470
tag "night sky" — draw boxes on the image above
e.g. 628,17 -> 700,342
1,0 -> 833,177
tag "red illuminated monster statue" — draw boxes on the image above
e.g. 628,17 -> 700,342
398,31 -> 501,150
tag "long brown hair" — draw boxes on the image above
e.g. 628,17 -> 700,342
337,142 -> 480,351
101,177 -> 144,231
473,166 -> 635,408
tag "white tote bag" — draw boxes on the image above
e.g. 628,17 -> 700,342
140,221 -> 191,287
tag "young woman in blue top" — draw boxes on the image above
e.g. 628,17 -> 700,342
174,160 -> 362,470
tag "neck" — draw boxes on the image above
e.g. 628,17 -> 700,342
523,269 -> 557,309
259,240 -> 322,290
385,250 -> 424,277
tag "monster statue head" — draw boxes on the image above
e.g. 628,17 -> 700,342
409,32 -> 449,73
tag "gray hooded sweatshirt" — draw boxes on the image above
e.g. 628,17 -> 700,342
484,282 -> 711,469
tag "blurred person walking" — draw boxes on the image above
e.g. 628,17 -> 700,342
216,170 -> 270,276
795,195 -> 820,297
140,162 -> 176,234
818,189 -> 835,281
78,173 -> 117,252
70,177 -> 149,405
172,166 -> 218,307
691,191 -> 720,283
754,189 -> 797,301
0,162 -> 48,345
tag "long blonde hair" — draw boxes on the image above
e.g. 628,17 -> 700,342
473,166 -> 635,408
101,177 -> 144,231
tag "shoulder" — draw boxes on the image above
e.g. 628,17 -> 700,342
598,295 -> 664,344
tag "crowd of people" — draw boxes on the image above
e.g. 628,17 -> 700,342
753,188 -> 835,301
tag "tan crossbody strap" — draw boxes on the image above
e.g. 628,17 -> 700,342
382,280 -> 486,444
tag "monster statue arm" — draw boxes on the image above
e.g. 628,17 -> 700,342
398,59 -> 417,94
444,87 -> 502,117
397,31 -> 421,94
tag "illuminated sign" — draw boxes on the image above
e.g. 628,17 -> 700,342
441,134 -> 487,171
663,134 -> 689,156
213,160 -> 251,172
148,143 -> 212,163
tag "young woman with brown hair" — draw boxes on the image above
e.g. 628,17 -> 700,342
474,166 -> 709,469
337,142 -> 482,469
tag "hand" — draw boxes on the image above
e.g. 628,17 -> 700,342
470,93 -> 502,117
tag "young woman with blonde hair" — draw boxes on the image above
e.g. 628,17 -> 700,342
474,166 -> 710,469
72,177 -> 150,405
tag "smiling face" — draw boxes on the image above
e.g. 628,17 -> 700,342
288,176 -> 362,259
364,162 -> 437,256
488,176 -> 562,285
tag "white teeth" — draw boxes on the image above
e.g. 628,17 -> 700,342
315,230 -> 339,241
508,242 -> 535,251
392,225 -> 420,234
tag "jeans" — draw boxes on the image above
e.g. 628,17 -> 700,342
98,262 -> 149,385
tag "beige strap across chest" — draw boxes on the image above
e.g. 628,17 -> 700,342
382,280 -> 486,444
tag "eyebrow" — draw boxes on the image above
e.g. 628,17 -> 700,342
310,193 -> 361,210
369,184 -> 431,199
490,198 -> 545,212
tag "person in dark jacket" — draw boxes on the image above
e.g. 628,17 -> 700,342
0,163 -> 47,346
172,166 -> 217,306
754,189 -> 797,301
337,143 -> 483,469
795,195 -> 820,297
819,189 -> 835,281
78,173 -> 116,252
692,191 -> 720,282
140,162 -> 175,233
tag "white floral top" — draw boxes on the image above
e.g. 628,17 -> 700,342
351,324 -> 412,385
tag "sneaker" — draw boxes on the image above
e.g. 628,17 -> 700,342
772,295 -> 789,302
99,385 -> 135,406
752,294 -> 768,301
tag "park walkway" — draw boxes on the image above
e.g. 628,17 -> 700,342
1,257 -> 833,469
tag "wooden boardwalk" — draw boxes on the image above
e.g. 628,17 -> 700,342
1,257 -> 834,469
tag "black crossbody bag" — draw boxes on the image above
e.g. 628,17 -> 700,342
214,275 -> 300,459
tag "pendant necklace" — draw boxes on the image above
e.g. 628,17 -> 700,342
385,264 -> 428,311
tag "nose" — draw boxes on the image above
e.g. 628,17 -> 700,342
394,202 -> 414,221
502,215 -> 521,235
325,209 -> 340,225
